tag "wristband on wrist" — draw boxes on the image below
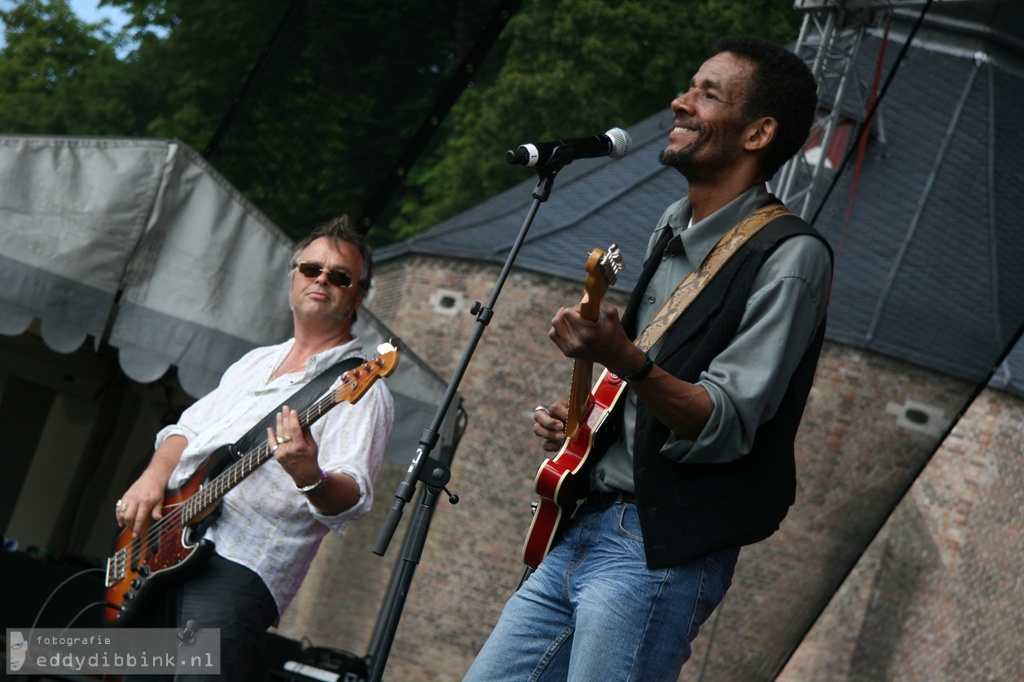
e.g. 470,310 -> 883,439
622,352 -> 654,383
296,469 -> 328,495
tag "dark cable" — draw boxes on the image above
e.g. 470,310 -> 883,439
28,566 -> 106,639
808,0 -> 935,228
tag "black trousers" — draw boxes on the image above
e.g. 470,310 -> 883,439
132,553 -> 279,681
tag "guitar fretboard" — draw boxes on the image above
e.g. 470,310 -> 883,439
177,364 -> 371,525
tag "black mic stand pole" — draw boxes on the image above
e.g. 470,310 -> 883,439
366,149 -> 574,682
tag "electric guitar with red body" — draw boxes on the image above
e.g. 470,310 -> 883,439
522,247 -> 625,569
102,343 -> 399,626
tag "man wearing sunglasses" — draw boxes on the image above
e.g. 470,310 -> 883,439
116,215 -> 394,681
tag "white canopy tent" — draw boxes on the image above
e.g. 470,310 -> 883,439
0,135 -> 459,559
0,135 -> 295,396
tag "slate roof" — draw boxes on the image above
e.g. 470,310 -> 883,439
375,110 -> 680,287
376,30 -> 1024,397
818,32 -> 1024,396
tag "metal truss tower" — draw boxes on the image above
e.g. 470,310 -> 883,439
775,0 -> 1006,221
774,0 -> 882,219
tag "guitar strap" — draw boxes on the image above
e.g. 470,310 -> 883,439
228,355 -> 364,459
633,202 -> 793,353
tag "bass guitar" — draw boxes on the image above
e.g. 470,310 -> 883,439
522,247 -> 624,569
103,343 -> 399,626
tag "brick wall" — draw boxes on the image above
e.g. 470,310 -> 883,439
779,388 -> 1024,682
275,254 -> 1024,681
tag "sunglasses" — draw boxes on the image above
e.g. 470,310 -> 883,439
295,261 -> 355,288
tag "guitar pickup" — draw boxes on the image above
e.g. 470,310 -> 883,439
129,536 -> 141,572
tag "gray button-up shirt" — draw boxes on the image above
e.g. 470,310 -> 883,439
592,185 -> 832,493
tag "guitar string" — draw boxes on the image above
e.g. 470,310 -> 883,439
119,362 -> 379,568
127,381 -> 348,551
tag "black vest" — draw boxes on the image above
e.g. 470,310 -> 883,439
619,206 -> 831,569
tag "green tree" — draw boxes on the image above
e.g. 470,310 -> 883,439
383,0 -> 804,241
0,0 -> 282,141
0,0 -> 125,133
1,0 -> 805,245
103,0 -> 285,147
197,0 -> 503,240
1,0 -> 506,242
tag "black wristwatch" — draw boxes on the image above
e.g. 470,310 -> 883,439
622,352 -> 654,383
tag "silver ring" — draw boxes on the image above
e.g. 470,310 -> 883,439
116,500 -> 127,512
271,445 -> 279,454
533,405 -> 550,414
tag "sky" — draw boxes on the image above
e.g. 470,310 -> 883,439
68,0 -> 129,29
0,0 -> 130,36
0,1 -> 134,50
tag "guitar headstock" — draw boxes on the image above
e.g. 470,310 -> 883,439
334,342 -> 400,404
599,244 -> 624,286
580,244 -> 625,321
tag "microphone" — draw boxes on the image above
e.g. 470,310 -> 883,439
506,127 -> 632,167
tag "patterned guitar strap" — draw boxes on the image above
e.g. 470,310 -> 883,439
633,202 -> 794,354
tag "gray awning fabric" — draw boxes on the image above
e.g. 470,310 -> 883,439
0,135 -> 294,397
0,134 -> 455,465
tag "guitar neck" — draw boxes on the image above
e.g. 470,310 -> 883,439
565,292 -> 600,440
565,360 -> 593,441
563,246 -> 621,441
180,391 -> 338,525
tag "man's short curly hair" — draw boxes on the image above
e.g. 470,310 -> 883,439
714,36 -> 818,180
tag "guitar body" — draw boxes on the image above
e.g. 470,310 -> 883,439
522,371 -> 627,569
103,451 -> 228,626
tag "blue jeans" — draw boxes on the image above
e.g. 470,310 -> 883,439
464,500 -> 739,682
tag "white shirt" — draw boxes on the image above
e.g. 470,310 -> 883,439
158,336 -> 394,615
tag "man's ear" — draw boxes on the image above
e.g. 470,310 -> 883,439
744,116 -> 777,153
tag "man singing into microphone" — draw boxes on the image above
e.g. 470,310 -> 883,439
464,36 -> 832,681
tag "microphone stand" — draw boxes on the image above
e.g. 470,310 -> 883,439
366,148 -> 575,682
